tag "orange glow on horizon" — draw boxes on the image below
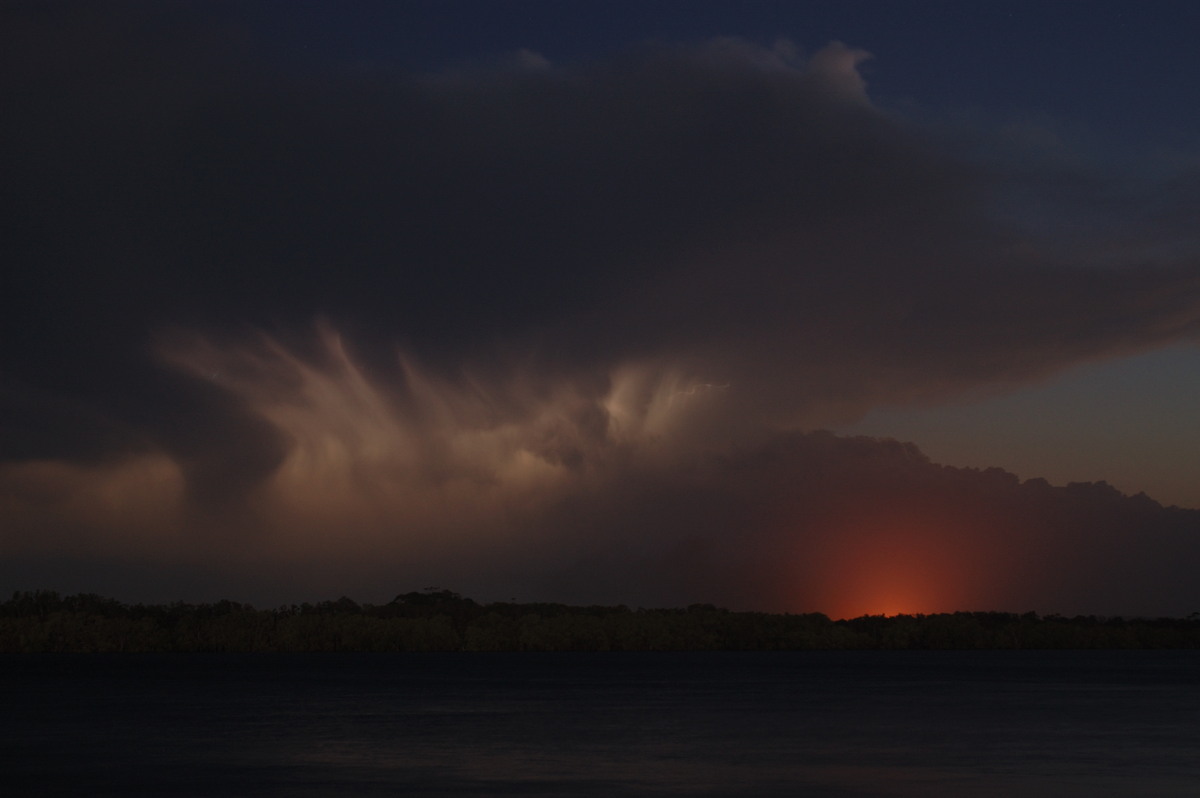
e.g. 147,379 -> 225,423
803,509 -> 990,620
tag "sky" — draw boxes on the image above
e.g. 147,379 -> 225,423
3,1 -> 1200,618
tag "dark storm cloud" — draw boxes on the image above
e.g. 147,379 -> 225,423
6,9 -> 1196,401
3,3 -> 1199,612
515,431 -> 1200,617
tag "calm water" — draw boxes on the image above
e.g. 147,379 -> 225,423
3,651 -> 1199,797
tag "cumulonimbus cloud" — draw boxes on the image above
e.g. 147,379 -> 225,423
3,10 -> 1199,613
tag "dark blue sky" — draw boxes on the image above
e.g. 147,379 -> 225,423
247,0 -> 1198,149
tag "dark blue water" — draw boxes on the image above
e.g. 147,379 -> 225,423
3,651 -> 1199,796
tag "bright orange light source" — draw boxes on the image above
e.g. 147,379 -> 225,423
805,509 -> 984,620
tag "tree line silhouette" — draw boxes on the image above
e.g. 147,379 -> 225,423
2,589 -> 1198,653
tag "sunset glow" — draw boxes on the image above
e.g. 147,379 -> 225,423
804,509 -> 994,620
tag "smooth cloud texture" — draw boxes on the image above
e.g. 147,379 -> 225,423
3,5 -> 1200,613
